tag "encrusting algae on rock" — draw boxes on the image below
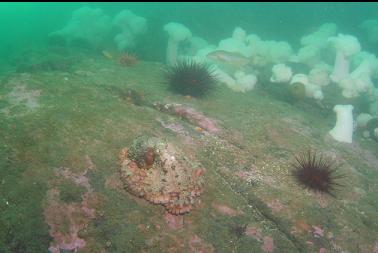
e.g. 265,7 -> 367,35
43,160 -> 98,253
119,136 -> 205,215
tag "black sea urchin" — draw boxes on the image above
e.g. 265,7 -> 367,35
166,59 -> 216,97
291,149 -> 343,196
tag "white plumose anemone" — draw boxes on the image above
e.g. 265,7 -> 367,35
270,64 -> 293,83
164,22 -> 192,66
329,105 -> 354,143
328,34 -> 361,83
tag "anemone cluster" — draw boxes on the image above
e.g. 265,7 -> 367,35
49,7 -> 147,51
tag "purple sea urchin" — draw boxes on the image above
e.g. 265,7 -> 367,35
291,149 -> 343,196
166,59 -> 216,98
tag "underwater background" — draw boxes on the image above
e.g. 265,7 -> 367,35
0,2 -> 378,253
1,2 -> 378,65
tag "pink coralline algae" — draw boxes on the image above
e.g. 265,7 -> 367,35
1,80 -> 42,116
165,212 -> 184,230
245,226 -> 263,241
312,225 -> 325,238
189,235 -> 215,253
44,190 -> 97,253
44,161 -> 97,253
306,241 -> 314,246
374,243 -> 378,253
156,118 -> 187,135
8,84 -> 41,110
262,236 -> 274,253
156,118 -> 194,145
211,203 -> 244,217
245,226 -> 275,252
266,199 -> 285,214
154,103 -> 221,134
119,136 -> 205,215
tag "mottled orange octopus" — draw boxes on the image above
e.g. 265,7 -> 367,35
119,136 -> 205,215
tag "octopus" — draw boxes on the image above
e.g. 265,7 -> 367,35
119,136 -> 205,215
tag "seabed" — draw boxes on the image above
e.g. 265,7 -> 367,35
0,48 -> 377,253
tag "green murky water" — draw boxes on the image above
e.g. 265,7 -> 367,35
0,2 -> 377,253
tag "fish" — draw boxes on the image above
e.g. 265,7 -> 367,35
102,50 -> 113,60
206,50 -> 251,66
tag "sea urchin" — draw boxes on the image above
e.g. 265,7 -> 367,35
119,52 -> 138,66
291,149 -> 343,196
166,59 -> 216,97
